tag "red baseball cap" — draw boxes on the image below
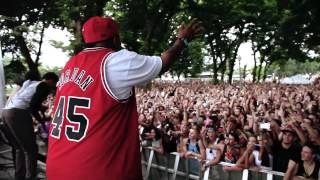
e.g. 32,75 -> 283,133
280,124 -> 295,134
82,16 -> 119,44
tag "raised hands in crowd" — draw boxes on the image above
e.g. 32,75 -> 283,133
137,80 -> 320,178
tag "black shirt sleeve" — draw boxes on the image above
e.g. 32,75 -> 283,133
30,82 -> 51,122
290,144 -> 302,162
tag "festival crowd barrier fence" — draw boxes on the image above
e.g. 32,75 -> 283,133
141,147 -> 284,180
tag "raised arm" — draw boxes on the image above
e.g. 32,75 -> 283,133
284,160 -> 298,180
160,19 -> 202,74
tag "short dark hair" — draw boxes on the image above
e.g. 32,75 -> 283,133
228,132 -> 239,143
85,38 -> 114,48
42,72 -> 59,83
304,143 -> 317,155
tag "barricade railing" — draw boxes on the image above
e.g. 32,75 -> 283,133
141,147 -> 284,180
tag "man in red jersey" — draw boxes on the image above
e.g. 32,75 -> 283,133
46,16 -> 202,180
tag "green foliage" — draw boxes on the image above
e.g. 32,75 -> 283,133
170,40 -> 205,78
106,0 -> 184,54
269,59 -> 320,78
3,58 -> 26,85
1,0 -> 320,84
277,0 -> 320,55
39,66 -> 62,77
2,55 -> 62,85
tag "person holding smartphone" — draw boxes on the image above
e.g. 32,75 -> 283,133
236,135 -> 271,169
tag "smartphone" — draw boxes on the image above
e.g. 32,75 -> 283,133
259,123 -> 270,130
254,144 -> 260,151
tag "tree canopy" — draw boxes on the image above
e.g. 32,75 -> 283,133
1,0 -> 319,84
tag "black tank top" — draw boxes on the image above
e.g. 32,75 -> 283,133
297,160 -> 320,179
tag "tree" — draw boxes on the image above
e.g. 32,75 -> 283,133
1,0 -> 110,77
2,57 -> 27,85
0,0 -> 51,77
2,0 -> 320,85
268,59 -> 320,79
46,0 -> 108,54
105,0 -> 185,55
170,40 -> 205,78
278,0 -> 320,56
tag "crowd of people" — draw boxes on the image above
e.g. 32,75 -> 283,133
137,80 -> 320,179
7,77 -> 319,179
5,76 -> 320,179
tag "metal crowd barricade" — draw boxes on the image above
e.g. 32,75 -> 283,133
141,147 -> 284,180
141,147 -> 202,180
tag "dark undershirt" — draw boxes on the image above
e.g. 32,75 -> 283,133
29,82 -> 51,122
296,160 -> 320,179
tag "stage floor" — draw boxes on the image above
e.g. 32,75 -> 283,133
0,139 -> 47,180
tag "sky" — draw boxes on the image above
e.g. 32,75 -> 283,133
41,27 -> 71,68
237,42 -> 255,68
41,27 -> 255,68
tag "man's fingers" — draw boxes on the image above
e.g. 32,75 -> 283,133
191,21 -> 202,30
187,18 -> 198,28
179,22 -> 186,30
194,26 -> 204,34
177,18 -> 203,40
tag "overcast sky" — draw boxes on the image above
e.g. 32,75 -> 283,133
41,27 -> 71,68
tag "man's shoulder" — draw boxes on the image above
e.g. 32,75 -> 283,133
104,49 -> 138,65
290,143 -> 302,151
110,49 -> 137,57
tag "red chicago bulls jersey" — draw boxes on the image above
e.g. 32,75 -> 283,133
46,47 -> 142,180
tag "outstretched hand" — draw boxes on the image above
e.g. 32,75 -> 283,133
178,18 -> 203,41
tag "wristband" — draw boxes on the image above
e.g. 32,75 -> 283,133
178,37 -> 189,47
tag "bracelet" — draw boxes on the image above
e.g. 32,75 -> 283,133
177,37 -> 189,48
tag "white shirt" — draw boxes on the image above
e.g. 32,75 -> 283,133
252,150 -> 262,167
206,148 -> 217,161
5,80 -> 40,110
103,49 -> 162,100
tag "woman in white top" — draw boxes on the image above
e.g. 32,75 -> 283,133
201,127 -> 222,170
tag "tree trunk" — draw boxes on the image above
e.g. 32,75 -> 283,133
257,55 -> 265,83
227,58 -> 234,84
208,40 -> 218,84
252,48 -> 257,83
35,21 -> 46,65
243,65 -> 247,80
220,66 -> 225,82
72,19 -> 84,54
262,60 -> 270,82
212,58 -> 219,84
15,32 -> 39,77
72,0 -> 106,54
227,43 -> 241,84
143,21 -> 153,54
